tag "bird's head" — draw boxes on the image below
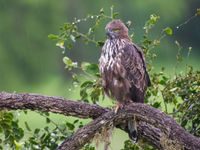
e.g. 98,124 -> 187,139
105,20 -> 129,40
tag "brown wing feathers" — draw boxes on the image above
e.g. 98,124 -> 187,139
121,44 -> 150,103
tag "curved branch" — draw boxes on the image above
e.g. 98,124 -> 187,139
57,103 -> 200,150
0,91 -> 200,150
0,91 -> 109,119
56,111 -> 163,150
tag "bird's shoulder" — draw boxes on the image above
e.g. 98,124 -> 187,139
120,41 -> 151,87
119,42 -> 144,67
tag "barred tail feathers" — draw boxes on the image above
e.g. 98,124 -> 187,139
127,117 -> 138,143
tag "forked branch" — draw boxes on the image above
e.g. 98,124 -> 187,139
0,92 -> 199,150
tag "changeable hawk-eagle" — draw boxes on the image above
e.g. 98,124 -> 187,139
99,20 -> 151,142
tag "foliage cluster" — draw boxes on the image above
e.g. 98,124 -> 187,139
0,6 -> 199,150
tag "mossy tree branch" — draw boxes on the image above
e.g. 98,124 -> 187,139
0,92 -> 199,150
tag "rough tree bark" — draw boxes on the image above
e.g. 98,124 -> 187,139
0,92 -> 200,150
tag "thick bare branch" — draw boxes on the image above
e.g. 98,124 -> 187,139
0,91 -> 200,150
57,103 -> 200,150
0,91 -> 109,119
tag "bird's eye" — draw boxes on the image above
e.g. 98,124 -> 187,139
113,29 -> 119,32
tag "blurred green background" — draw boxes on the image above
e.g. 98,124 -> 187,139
0,0 -> 200,149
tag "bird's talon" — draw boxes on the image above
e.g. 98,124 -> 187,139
114,104 -> 119,113
113,103 -> 123,113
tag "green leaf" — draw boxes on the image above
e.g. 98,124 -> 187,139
112,12 -> 119,19
195,8 -> 200,16
83,144 -> 96,150
181,119 -> 188,127
64,23 -> 70,29
56,41 -> 65,49
58,124 -> 66,131
4,112 -> 13,120
14,140 -> 23,150
79,122 -> 83,128
72,62 -> 78,68
99,8 -> 104,14
23,110 -> 28,114
150,14 -> 159,23
63,57 -> 78,71
0,126 -> 3,133
48,34 -> 58,40
81,62 -> 90,70
97,41 -> 104,47
1,122 -> 11,129
24,121 -> 31,131
63,57 -> 72,70
11,121 -> 18,128
80,88 -> 88,101
178,57 -> 183,62
46,118 -> 51,124
164,27 -> 173,35
81,62 -> 99,75
63,57 -> 72,64
74,119 -> 79,124
153,40 -> 160,46
34,128 -> 40,135
44,112 -> 50,116
75,34 -> 82,40
67,43 -> 72,49
66,122 -> 75,130
90,88 -> 101,104
73,25 -> 78,32
83,38 -> 89,44
151,102 -> 161,108
81,81 -> 93,88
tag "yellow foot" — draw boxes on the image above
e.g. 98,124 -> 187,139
113,103 -> 123,113
114,104 -> 119,113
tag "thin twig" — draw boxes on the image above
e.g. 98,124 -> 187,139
176,10 -> 200,29
74,31 -> 99,45
169,92 -> 200,115
38,112 -> 66,135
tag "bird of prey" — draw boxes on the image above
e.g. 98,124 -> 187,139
99,20 -> 151,142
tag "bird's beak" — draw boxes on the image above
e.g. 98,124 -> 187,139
106,29 -> 112,38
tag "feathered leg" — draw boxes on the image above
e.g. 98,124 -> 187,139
127,115 -> 138,143
114,100 -> 138,142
